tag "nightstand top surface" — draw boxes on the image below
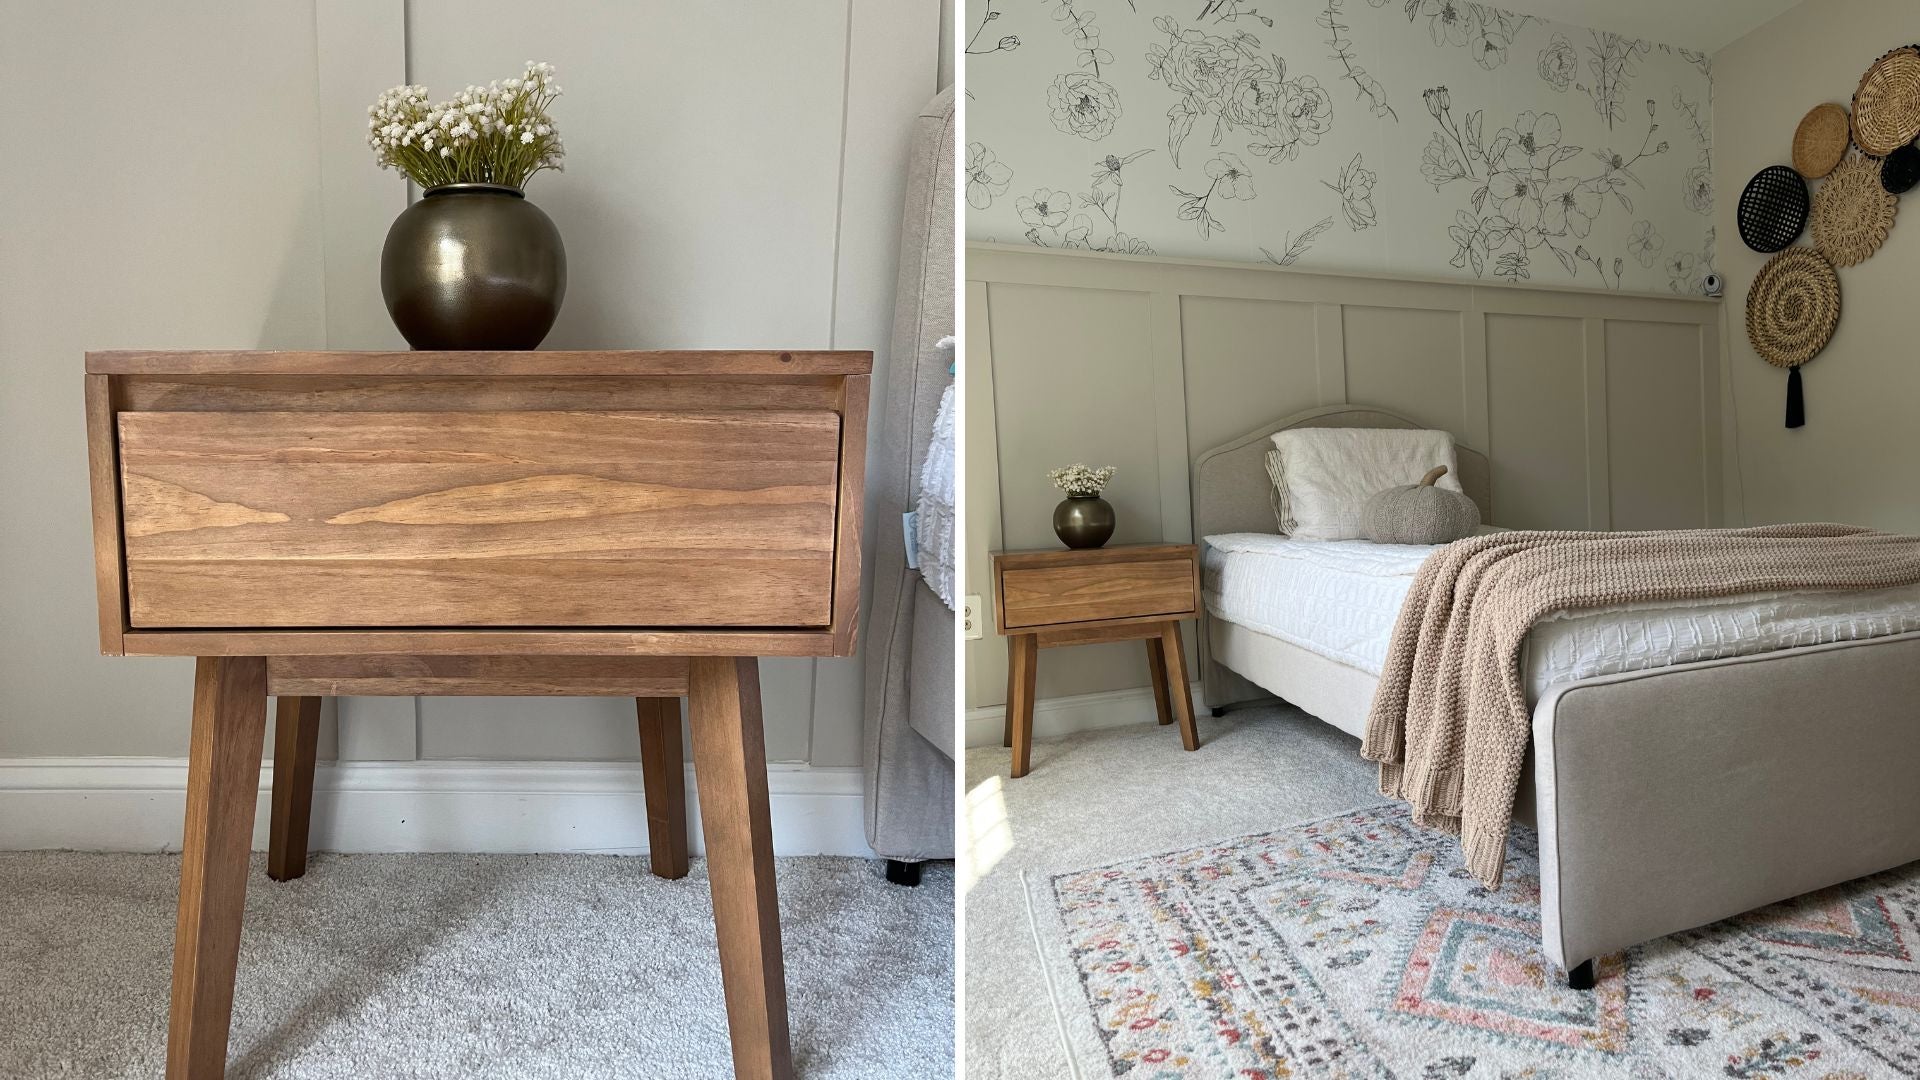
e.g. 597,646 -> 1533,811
85,349 -> 872,377
990,543 -> 1197,570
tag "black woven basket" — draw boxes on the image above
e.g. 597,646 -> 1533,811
1738,165 -> 1810,252
1883,143 -> 1920,193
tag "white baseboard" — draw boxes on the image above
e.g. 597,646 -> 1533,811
0,758 -> 871,858
963,682 -> 1204,748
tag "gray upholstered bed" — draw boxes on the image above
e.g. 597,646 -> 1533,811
1194,404 -> 1920,987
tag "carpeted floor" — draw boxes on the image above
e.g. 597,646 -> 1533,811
0,852 -> 953,1079
962,705 -> 1382,1079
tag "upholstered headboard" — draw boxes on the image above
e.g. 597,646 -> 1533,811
1191,404 -> 1492,544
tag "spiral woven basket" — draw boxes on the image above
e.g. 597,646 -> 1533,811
1852,45 -> 1920,156
1812,154 -> 1899,267
1746,247 -> 1841,369
1793,103 -> 1852,178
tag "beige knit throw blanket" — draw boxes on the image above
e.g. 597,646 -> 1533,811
1359,523 -> 1920,888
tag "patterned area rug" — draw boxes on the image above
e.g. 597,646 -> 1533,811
1028,804 -> 1920,1079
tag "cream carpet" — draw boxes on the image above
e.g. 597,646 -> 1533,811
0,852 -> 953,1079
962,704 -> 1382,1079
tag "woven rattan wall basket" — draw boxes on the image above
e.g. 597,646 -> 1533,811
1746,247 -> 1841,429
1812,154 -> 1899,267
1794,103 -> 1852,178
1853,46 -> 1920,156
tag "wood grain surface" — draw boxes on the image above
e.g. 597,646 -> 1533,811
118,410 -> 839,628
167,656 -> 268,1080
88,350 -> 872,377
998,558 -> 1197,630
265,655 -> 690,696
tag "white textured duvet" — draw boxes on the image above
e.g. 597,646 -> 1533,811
1202,531 -> 1920,701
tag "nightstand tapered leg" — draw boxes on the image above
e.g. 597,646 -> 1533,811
267,695 -> 322,882
1159,623 -> 1201,752
168,656 -> 268,1080
636,696 -> 689,880
1007,633 -> 1038,778
689,657 -> 793,1080
1145,638 -> 1174,726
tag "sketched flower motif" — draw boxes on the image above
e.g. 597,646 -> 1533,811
1683,163 -> 1714,214
1253,76 -> 1333,163
1498,111 -> 1564,171
965,142 -> 1012,210
1539,176 -> 1602,237
1665,251 -> 1696,282
1146,18 -> 1333,167
1206,153 -> 1256,199
1470,21 -> 1509,71
1324,152 -> 1377,230
1063,214 -> 1095,249
1488,165 -> 1542,231
1017,188 -> 1071,229
1048,72 -> 1123,141
1627,220 -> 1664,267
1091,148 -> 1154,187
1538,34 -> 1577,90
1418,0 -> 1473,47
1420,132 -> 1470,187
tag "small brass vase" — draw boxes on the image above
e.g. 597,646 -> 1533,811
380,183 -> 566,349
1053,494 -> 1115,549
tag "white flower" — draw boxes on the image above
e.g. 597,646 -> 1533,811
520,131 -> 535,144
440,147 -> 452,158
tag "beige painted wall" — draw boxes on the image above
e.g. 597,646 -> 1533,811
1715,0 -> 1920,532
964,244 -> 1723,711
0,0 -> 942,766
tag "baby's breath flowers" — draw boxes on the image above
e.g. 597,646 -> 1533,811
1048,464 -> 1116,497
367,61 -> 565,190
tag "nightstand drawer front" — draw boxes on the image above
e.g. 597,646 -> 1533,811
1000,559 -> 1196,629
117,409 -> 840,628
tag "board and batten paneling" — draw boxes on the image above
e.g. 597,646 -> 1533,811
965,243 -> 1723,709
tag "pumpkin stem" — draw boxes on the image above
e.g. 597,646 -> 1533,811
1419,465 -> 1449,486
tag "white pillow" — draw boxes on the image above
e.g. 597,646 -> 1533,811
1268,428 -> 1462,541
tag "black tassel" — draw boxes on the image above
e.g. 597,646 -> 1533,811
1785,366 -> 1805,428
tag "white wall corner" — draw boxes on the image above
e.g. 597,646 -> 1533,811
963,681 -> 1204,749
0,759 -> 872,859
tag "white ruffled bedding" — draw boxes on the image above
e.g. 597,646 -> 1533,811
1202,531 -> 1920,702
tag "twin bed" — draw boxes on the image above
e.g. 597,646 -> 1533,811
1193,405 -> 1920,987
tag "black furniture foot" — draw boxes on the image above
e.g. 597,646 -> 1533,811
1567,959 -> 1596,990
1210,706 -> 1226,717
884,859 -> 922,887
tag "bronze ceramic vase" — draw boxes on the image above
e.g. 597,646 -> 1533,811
380,183 -> 566,349
1053,494 -> 1115,549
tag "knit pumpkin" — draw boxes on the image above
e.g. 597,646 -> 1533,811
1361,466 -> 1480,545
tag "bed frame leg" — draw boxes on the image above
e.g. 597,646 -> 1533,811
1209,706 -> 1226,718
1566,959 -> 1596,990
884,859 -> 922,887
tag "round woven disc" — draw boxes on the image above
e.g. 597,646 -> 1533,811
1812,154 -> 1899,267
1793,103 -> 1851,178
1853,46 -> 1920,156
1738,166 -> 1810,252
1883,143 -> 1920,193
1746,247 -> 1840,369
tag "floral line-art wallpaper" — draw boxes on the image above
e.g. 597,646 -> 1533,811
965,0 -> 1714,294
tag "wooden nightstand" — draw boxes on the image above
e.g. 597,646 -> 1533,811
990,543 -> 1201,777
85,349 -> 869,1080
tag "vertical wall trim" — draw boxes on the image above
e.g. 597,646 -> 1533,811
1461,300 -> 1492,453
1151,292 -> 1194,543
1582,317 -> 1612,530
809,0 -> 937,767
1699,319 -> 1726,526
1313,303 -> 1347,405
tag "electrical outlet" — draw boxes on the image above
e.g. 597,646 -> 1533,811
962,594 -> 984,640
